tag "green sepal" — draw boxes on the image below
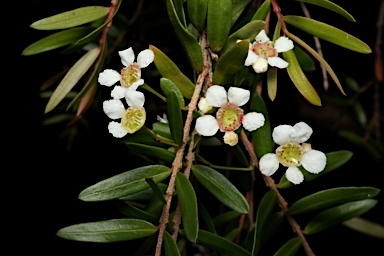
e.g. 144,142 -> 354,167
167,90 -> 184,145
187,0 -> 208,31
125,142 -> 176,163
207,0 -> 232,52
163,231 -> 181,256
273,237 -> 302,256
160,78 -> 185,107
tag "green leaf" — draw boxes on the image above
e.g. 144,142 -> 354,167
293,45 -> 316,72
231,0 -> 252,26
192,165 -> 249,214
197,230 -> 251,256
294,0 -> 356,22
278,150 -> 353,189
343,217 -> 384,239
22,27 -> 93,55
125,142 -> 176,163
199,202 -> 216,233
251,0 -> 271,21
119,183 -> 168,201
207,0 -> 232,52
152,122 -> 173,140
213,211 -> 242,226
187,0 -> 208,31
78,165 -> 171,201
167,90 -> 184,145
273,237 -> 302,256
150,45 -> 195,99
260,212 -> 284,249
289,187 -> 381,215
212,40 -> 249,85
252,190 -> 277,256
250,93 -> 274,159
145,178 -> 167,205
113,201 -> 159,224
267,67 -> 277,101
163,231 -> 181,256
176,172 -> 199,242
166,0 -> 203,71
56,219 -> 157,242
283,49 -> 321,106
160,78 -> 185,107
30,6 -> 109,30
284,15 -> 371,53
44,47 -> 100,114
304,199 -> 378,235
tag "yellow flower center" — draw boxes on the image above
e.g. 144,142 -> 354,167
121,63 -> 141,88
252,43 -> 277,59
121,107 -> 146,134
275,142 -> 304,167
216,103 -> 244,132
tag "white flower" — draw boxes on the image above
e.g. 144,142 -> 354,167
195,85 -> 265,146
103,84 -> 146,138
244,29 -> 294,73
98,47 -> 154,99
259,122 -> 327,185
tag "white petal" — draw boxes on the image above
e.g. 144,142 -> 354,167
137,49 -> 154,68
272,124 -> 295,145
125,90 -> 145,109
111,86 -> 127,99
259,153 -> 280,176
244,50 -> 258,66
252,57 -> 268,73
285,167 -> 304,185
119,47 -> 135,67
198,97 -> 213,114
98,69 -> 121,86
255,29 -> 270,43
242,112 -> 265,131
274,37 -> 294,53
103,99 -> 126,119
301,149 -> 327,174
206,85 -> 228,107
227,87 -> 250,106
292,122 -> 313,143
108,121 -> 128,138
223,131 -> 238,146
157,114 -> 168,123
195,115 -> 219,136
268,57 -> 289,69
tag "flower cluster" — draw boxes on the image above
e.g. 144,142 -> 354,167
259,122 -> 327,184
98,47 -> 154,138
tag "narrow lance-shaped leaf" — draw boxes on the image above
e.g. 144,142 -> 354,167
163,231 -> 181,256
343,217 -> 384,239
145,178 -> 167,205
56,219 -> 157,242
125,142 -> 176,163
187,0 -> 208,31
167,90 -> 184,145
283,49 -> 321,106
251,0 -> 271,21
231,0 -> 252,26
293,44 -> 316,72
176,172 -> 199,242
207,0 -> 232,52
160,78 -> 185,107
30,6 -> 109,30
192,165 -> 249,214
267,67 -> 277,101
44,47 -> 101,114
113,201 -> 159,224
304,199 -> 378,235
284,15 -> 371,53
289,187 -> 381,215
273,237 -> 302,256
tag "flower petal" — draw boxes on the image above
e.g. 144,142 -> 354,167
244,49 -> 258,66
274,37 -> 294,53
206,85 -> 228,107
268,57 -> 289,69
198,97 -> 213,114
272,124 -> 295,145
242,112 -> 265,131
227,87 -> 250,106
108,121 -> 128,138
301,149 -> 327,174
98,69 -> 121,86
255,29 -> 270,43
292,122 -> 313,143
119,47 -> 135,67
111,86 -> 127,99
259,153 -> 280,176
285,167 -> 304,185
252,57 -> 268,73
195,115 -> 219,136
125,90 -> 145,109
103,99 -> 126,119
137,49 -> 154,68
223,131 -> 238,146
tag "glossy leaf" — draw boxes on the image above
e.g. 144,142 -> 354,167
289,187 -> 381,215
293,45 -> 316,72
267,67 -> 277,101
294,0 -> 356,22
283,49 -> 321,106
22,27 -> 93,55
187,0 -> 208,31
207,0 -> 232,52
251,0 -> 271,21
30,6 -> 109,30
212,40 -> 249,85
173,0 -> 187,27
125,142 -> 176,163
284,15 -> 371,53
150,45 -> 195,99
166,0 -> 203,71
167,90 -> 184,145
163,231 -> 181,256
44,47 -> 100,114
79,165 -> 171,201
56,219 -> 157,242
343,217 -> 384,239
252,190 -> 277,256
192,165 -> 249,214
250,93 -> 274,159
152,122 -> 173,140
197,230 -> 251,256
145,178 -> 167,205
304,199 -> 378,235
273,237 -> 302,256
176,172 -> 199,242
278,150 -> 353,189
231,0 -> 252,26
160,78 -> 185,107
113,201 -> 159,224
